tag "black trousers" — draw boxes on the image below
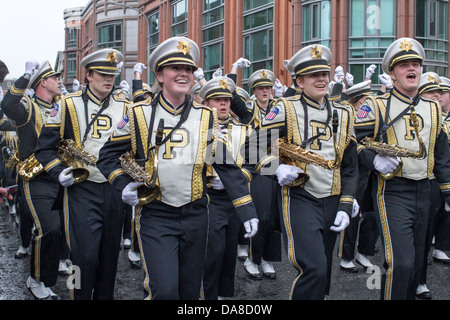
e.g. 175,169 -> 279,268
136,196 -> 209,300
203,189 -> 241,300
65,181 -> 125,300
21,176 -> 62,287
248,175 -> 281,264
18,177 -> 34,249
420,179 -> 450,284
373,176 -> 430,300
279,186 -> 338,300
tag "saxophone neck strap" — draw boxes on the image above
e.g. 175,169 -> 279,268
379,93 -> 419,142
81,89 -> 111,148
300,94 -> 332,148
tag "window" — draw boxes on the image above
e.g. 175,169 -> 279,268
66,53 -> 77,82
98,23 -> 122,50
302,1 -> 331,48
349,0 -> 395,85
242,0 -> 274,92
202,0 -> 224,79
85,21 -> 89,43
67,28 -> 77,48
416,0 -> 447,75
148,11 -> 160,84
171,0 -> 188,37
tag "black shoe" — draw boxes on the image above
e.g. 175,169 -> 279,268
128,259 -> 142,269
263,272 -> 277,279
433,257 -> 450,265
340,265 -> 359,273
416,291 -> 432,300
246,270 -> 263,280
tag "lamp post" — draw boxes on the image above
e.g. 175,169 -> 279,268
106,0 -> 150,83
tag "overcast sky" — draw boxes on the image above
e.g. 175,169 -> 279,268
1,0 -> 89,79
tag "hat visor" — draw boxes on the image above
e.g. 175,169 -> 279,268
296,66 -> 331,76
157,60 -> 198,72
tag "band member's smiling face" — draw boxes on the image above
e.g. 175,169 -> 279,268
157,64 -> 194,100
297,71 -> 330,104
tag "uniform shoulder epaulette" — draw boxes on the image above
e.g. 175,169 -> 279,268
193,101 -> 212,111
283,94 -> 301,102
131,97 -> 152,108
112,92 -> 130,103
65,91 -> 83,98
376,92 -> 390,99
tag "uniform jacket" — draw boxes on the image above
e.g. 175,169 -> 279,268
96,92 -> 257,223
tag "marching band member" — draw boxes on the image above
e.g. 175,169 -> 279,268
354,38 -> 450,300
243,44 -> 358,299
34,49 -> 128,300
1,60 -> 63,299
96,37 -> 258,300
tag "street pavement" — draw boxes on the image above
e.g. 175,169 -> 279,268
0,204 -> 448,301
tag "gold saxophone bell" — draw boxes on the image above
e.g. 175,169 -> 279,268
57,139 -> 98,184
66,162 -> 91,184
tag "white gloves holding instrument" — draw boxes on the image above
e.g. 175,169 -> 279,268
59,167 -> 75,188
276,164 -> 303,186
122,182 -> 143,206
373,154 -> 400,175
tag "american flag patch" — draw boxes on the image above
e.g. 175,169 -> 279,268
264,106 -> 279,120
49,104 -> 59,117
356,105 -> 371,119
117,114 -> 128,129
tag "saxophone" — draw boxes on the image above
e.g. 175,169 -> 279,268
58,139 -> 98,184
119,119 -> 164,205
272,138 -> 339,187
4,148 -> 19,171
361,108 -> 427,180
272,110 -> 341,187
17,154 -> 44,181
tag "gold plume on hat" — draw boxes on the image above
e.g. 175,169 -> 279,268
260,70 -> 268,78
310,45 -> 323,60
177,39 -> 191,55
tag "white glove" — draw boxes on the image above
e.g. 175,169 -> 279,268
25,88 -> 34,97
117,61 -> 123,72
25,60 -> 39,76
212,68 -> 223,78
373,154 -> 400,175
283,60 -> 290,71
120,80 -> 130,94
72,79 -> 80,92
365,64 -> 377,80
59,167 -> 75,188
345,72 -> 354,87
243,218 -> 259,238
0,87 -> 4,103
445,202 -> 450,213
209,177 -> 225,190
378,73 -> 393,89
351,199 -> 360,218
60,84 -> 69,95
122,182 -> 143,206
194,67 -> 204,80
334,66 -> 344,84
233,57 -> 251,69
330,211 -> 350,232
134,62 -> 146,74
276,164 -> 304,186
273,79 -> 284,97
